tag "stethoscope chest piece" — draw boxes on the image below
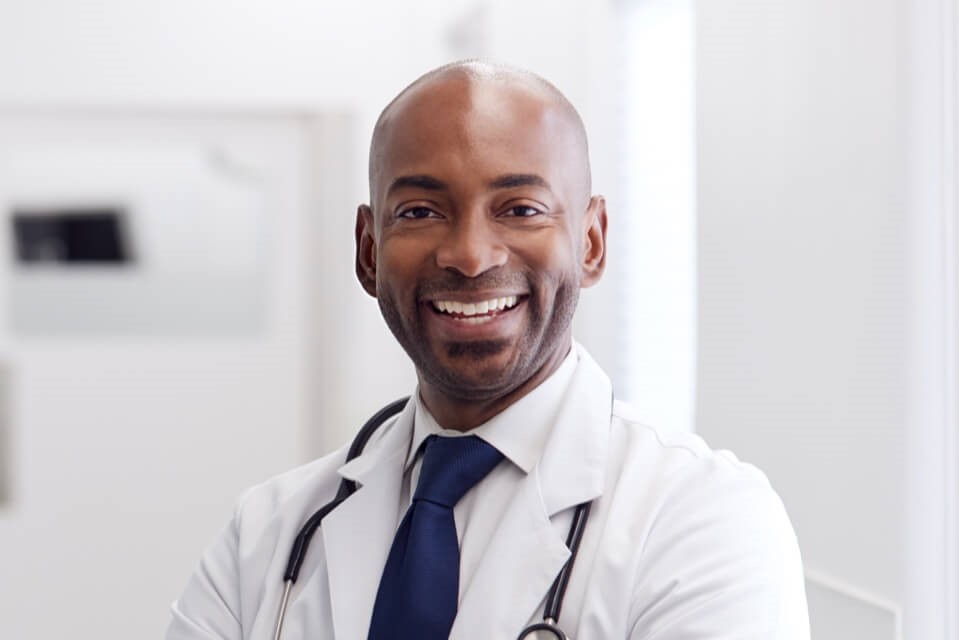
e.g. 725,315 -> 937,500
517,620 -> 569,639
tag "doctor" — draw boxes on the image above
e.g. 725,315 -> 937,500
167,61 -> 810,639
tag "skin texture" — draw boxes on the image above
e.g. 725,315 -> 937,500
355,62 -> 608,430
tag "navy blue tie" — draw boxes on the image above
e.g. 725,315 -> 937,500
368,435 -> 504,640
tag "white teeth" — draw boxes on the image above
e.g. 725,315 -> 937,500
432,295 -> 519,317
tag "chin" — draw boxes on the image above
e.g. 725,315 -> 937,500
426,342 -> 528,398
444,338 -> 512,360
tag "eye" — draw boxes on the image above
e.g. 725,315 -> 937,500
397,206 -> 441,220
503,205 -> 544,218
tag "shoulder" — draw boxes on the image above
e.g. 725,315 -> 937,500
601,401 -> 808,636
604,398 -> 801,579
608,399 -> 775,499
605,400 -> 793,547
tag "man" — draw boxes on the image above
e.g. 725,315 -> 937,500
167,61 -> 809,639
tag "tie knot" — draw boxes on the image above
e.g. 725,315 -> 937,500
413,435 -> 503,508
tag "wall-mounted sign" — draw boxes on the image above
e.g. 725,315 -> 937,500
0,143 -> 270,336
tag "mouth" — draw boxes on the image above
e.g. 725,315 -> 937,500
428,295 -> 522,325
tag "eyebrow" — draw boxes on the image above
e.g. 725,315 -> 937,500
387,175 -> 448,196
386,173 -> 552,197
489,173 -> 551,190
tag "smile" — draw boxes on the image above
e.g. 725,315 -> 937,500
430,295 -> 520,323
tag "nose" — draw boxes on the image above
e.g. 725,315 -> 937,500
434,214 -> 508,277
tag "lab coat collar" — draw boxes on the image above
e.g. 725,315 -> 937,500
536,342 -> 612,516
336,395 -> 416,483
321,343 -> 612,639
335,342 -> 610,514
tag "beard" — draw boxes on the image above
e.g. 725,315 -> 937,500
376,267 -> 579,403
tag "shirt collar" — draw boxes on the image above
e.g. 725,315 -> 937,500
405,344 -> 580,474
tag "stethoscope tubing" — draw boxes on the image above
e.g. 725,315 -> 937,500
273,397 -> 592,640
545,500 -> 592,622
280,397 -> 407,585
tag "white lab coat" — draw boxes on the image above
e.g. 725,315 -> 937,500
167,349 -> 810,639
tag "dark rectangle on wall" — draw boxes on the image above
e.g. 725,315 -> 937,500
11,207 -> 133,265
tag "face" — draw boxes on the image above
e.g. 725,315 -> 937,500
356,76 -> 606,405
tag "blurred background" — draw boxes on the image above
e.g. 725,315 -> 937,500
0,0 -> 954,638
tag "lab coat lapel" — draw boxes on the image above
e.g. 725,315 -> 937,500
319,399 -> 415,640
452,348 -> 612,639
450,469 -> 570,640
536,348 -> 611,516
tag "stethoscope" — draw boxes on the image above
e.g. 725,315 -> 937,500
273,397 -> 593,640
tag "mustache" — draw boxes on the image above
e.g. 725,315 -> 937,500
416,269 -> 528,298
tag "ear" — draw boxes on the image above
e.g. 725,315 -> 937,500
580,195 -> 608,288
355,205 -> 378,297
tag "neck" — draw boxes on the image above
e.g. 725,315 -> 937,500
418,342 -> 572,431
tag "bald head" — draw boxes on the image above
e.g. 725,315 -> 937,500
368,61 -> 592,206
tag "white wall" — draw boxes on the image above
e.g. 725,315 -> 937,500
902,0 -> 959,637
698,0 -> 905,594
696,0 -> 956,637
0,113 -> 316,637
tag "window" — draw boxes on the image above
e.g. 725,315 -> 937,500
612,0 -> 697,433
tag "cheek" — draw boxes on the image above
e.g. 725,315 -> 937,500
375,239 -> 423,291
515,232 -> 579,284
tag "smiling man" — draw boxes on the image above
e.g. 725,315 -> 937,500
356,64 -> 604,432
167,62 -> 809,640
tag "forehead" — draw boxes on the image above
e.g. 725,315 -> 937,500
370,76 -> 583,201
